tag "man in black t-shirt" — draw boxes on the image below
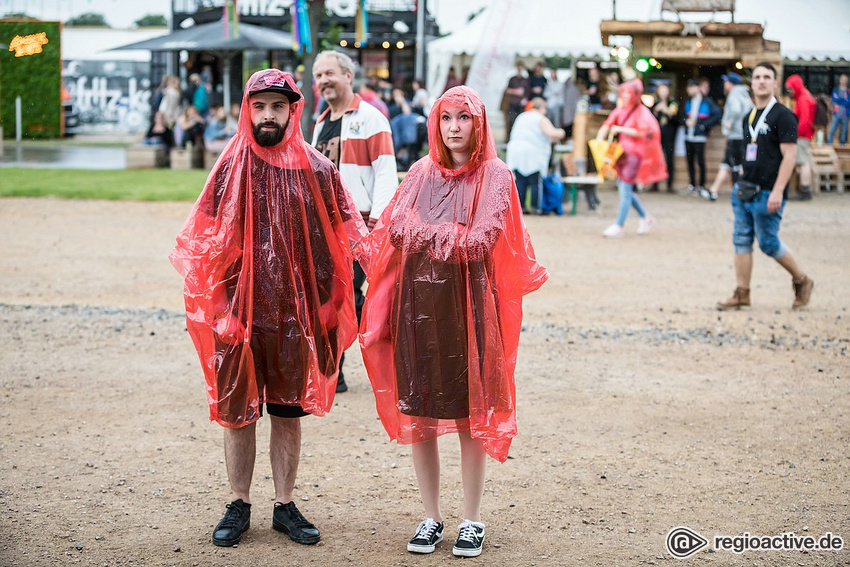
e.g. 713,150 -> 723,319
717,62 -> 814,311
503,62 -> 530,141
314,113 -> 342,166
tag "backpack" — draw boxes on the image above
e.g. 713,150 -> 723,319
541,174 -> 565,215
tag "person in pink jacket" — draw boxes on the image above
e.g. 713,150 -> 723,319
597,79 -> 668,238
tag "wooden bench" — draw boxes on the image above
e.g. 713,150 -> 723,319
562,175 -> 604,215
170,148 -> 192,170
126,144 -> 168,169
204,149 -> 223,170
170,146 -> 206,169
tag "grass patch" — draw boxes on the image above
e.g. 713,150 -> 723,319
9,139 -> 135,148
0,168 -> 210,201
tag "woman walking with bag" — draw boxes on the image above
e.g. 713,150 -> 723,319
597,79 -> 667,238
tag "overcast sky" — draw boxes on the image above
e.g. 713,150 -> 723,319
3,0 -> 847,43
0,0 -> 488,33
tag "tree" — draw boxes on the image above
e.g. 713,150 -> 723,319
1,12 -> 37,20
65,12 -> 109,27
134,14 -> 167,28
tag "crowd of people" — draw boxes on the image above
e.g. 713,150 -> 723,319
165,52 -> 823,560
500,60 -> 849,220
145,70 -> 242,164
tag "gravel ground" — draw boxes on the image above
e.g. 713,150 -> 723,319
0,192 -> 848,566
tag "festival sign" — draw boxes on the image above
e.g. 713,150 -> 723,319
9,32 -> 49,57
651,36 -> 735,59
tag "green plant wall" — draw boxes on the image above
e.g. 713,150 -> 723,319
0,20 -> 62,138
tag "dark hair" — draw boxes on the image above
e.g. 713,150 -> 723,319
754,61 -> 777,78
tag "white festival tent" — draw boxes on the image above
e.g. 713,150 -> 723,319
427,0 -> 850,116
427,0 -> 612,100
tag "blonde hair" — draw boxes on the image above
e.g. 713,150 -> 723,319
313,50 -> 355,75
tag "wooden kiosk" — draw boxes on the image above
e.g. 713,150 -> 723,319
591,0 -> 784,190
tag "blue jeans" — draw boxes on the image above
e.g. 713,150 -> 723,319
514,170 -> 540,212
827,112 -> 848,145
615,179 -> 647,226
731,187 -> 787,258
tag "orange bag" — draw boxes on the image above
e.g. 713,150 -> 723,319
588,137 -> 623,180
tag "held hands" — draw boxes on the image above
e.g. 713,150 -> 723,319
213,310 -> 246,344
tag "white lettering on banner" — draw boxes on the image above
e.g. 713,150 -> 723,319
70,76 -> 151,133
240,0 -> 290,17
465,0 -> 522,125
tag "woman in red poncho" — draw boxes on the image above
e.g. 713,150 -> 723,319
169,69 -> 367,547
597,79 -> 668,238
357,86 -> 548,557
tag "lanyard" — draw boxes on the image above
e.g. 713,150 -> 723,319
748,97 -> 777,141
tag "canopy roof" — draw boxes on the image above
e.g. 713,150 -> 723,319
112,19 -> 293,53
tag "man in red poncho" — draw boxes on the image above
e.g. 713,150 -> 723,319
784,74 -> 816,200
169,69 -> 367,547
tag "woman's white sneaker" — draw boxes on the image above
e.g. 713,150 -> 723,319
407,518 -> 443,553
452,520 -> 485,557
602,224 -> 625,238
637,215 -> 655,235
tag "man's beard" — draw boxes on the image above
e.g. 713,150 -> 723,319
253,121 -> 285,147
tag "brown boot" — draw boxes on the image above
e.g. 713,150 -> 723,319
717,287 -> 750,311
792,276 -> 814,309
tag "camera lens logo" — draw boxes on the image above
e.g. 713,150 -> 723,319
666,526 -> 709,559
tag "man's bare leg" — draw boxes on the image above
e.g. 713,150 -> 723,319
224,422 -> 257,503
270,416 -> 300,504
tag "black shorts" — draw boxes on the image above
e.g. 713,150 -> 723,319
721,139 -> 746,171
262,403 -> 309,419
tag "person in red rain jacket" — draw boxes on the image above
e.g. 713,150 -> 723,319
784,74 -> 815,200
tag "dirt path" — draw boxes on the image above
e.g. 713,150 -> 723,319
0,193 -> 847,566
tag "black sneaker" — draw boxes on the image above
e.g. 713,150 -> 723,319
273,501 -> 320,545
212,499 -> 251,547
452,520 -> 485,557
407,518 -> 444,554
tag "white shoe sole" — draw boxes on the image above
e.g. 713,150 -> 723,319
637,217 -> 655,235
407,534 -> 442,553
453,543 -> 484,557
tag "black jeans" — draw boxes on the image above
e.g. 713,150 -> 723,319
514,171 -> 540,212
337,260 -> 367,380
685,141 -> 706,187
660,127 -> 676,190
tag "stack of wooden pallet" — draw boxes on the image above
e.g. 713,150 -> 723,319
810,146 -> 847,193
834,146 -> 850,192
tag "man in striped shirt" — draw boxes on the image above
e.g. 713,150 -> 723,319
312,50 -> 398,393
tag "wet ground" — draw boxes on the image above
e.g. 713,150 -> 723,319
0,142 -> 127,170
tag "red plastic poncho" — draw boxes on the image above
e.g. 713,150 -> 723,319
357,86 -> 549,462
169,69 -> 368,427
603,79 -> 668,186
